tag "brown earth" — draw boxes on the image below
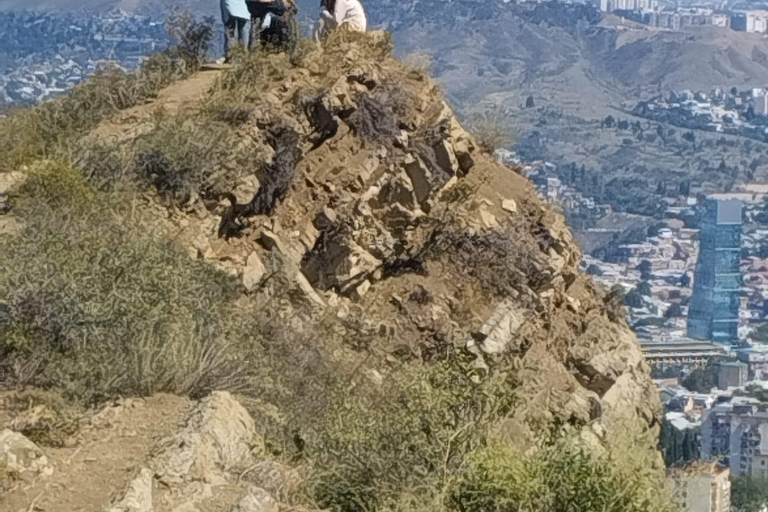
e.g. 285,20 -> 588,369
1,395 -> 190,512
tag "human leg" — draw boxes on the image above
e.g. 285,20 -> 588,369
224,17 -> 237,60
236,17 -> 248,47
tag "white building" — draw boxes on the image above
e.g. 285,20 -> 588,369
600,0 -> 656,12
732,11 -> 768,33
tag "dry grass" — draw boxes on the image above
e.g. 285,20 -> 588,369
0,9 -> 212,174
469,112 -> 514,153
0,162 -> 262,404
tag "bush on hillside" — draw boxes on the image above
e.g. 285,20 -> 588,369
165,7 -> 215,68
0,162 -> 259,403
132,115 -> 259,205
455,434 -> 676,512
425,219 -> 545,300
470,112 -> 513,153
0,10 -> 212,174
309,353 -> 518,512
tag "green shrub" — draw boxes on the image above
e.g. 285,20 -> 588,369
0,173 -> 259,403
132,115 -> 260,205
12,160 -> 96,213
455,435 -> 677,512
309,353 -> 518,512
68,141 -> 130,192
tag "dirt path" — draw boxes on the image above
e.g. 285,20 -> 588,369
1,395 -> 190,512
88,67 -> 224,145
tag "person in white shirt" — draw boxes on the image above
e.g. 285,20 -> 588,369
312,0 -> 367,42
221,0 -> 251,60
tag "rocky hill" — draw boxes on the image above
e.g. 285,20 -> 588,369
0,30 -> 672,512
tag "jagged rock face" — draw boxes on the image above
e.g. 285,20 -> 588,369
142,35 -> 661,448
0,35 -> 666,511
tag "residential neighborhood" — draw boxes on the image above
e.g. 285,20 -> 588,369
0,10 -> 167,106
633,88 -> 768,143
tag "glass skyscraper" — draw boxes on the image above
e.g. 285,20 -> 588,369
687,198 -> 743,345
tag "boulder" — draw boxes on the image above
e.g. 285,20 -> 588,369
453,137 -> 476,174
445,117 -> 476,174
402,155 -> 433,206
259,230 -> 305,264
377,172 -> 417,211
231,486 -> 278,512
469,298 -> 527,355
570,314 -> 645,397
479,209 -> 499,229
292,267 -> 327,309
501,199 -> 518,214
353,280 -> 372,300
302,237 -> 382,294
152,392 -> 259,487
433,139 -> 459,176
104,467 -> 153,512
243,253 -> 267,291
233,175 -> 261,205
0,429 -> 52,477
313,208 -> 338,231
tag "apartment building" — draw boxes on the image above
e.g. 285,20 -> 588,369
702,403 -> 768,476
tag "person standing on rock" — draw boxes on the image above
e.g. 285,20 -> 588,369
312,0 -> 367,42
246,0 -> 299,52
221,0 -> 251,61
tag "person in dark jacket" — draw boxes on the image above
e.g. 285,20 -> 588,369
247,0 -> 299,52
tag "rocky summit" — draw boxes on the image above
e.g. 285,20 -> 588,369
0,30 -> 671,512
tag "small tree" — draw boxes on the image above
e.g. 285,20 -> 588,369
165,7 -> 215,68
637,260 -> 653,280
525,95 -> 536,109
732,475 -> 768,512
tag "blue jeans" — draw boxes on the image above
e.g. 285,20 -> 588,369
224,16 -> 249,58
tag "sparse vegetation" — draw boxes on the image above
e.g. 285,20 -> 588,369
425,218 -> 545,300
470,112 -> 513,153
0,23 -> 676,512
0,9 -> 212,174
0,162 -> 260,403
133,114 -> 259,205
457,434 -> 675,512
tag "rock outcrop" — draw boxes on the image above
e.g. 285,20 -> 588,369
0,429 -> 53,479
138,34 -> 660,448
99,392 -> 269,512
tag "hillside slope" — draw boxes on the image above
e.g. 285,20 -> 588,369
366,1 -> 768,121
1,32 -> 671,512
